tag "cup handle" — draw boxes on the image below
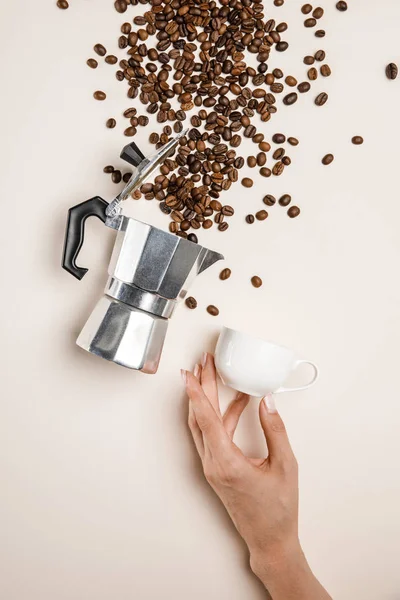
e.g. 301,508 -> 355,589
275,360 -> 319,394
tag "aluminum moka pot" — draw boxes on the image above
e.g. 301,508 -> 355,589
62,133 -> 224,373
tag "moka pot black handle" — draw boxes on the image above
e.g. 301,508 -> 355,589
62,197 -> 109,280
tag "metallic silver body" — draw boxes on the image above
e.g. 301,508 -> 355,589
76,216 -> 223,372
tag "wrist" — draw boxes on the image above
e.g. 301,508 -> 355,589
249,539 -> 308,586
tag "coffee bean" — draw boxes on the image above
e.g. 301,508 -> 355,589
203,219 -> 213,229
112,170 -> 122,184
138,115 -> 149,126
315,50 -> 326,61
188,234 -> 198,244
260,167 -> 272,177
149,133 -> 159,144
298,82 -> 311,93
124,126 -> 137,136
123,172 -> 132,183
279,194 -> 291,207
87,59 -> 98,69
185,297 -> 197,309
263,195 -> 276,206
257,153 -> 267,167
313,7 -> 324,18
274,0 -> 284,5
207,305 -> 219,316
322,153 -> 334,165
57,0 -> 69,8
301,4 -> 313,14
336,1 -> 348,11
246,214 -> 255,224
256,210 -> 268,221
220,268 -> 231,280
106,118 -> 116,128
273,148 -> 285,160
259,142 -> 271,152
315,30 -> 325,38
103,165 -> 114,174
288,206 -> 301,218
352,136 -> 364,145
288,137 -> 299,146
251,276 -> 263,288
222,206 -> 234,216
94,91 -> 106,101
105,55 -> 118,65
304,56 -> 315,65
114,0 -> 127,13
276,22 -> 288,32
247,156 -> 257,168
273,133 -> 286,144
285,76 -> 298,87
386,63 -> 398,80
320,64 -> 332,77
242,178 -> 253,188
315,92 -> 328,106
304,18 -> 317,27
283,92 -> 298,105
276,42 -> 289,52
308,68 -> 318,81
282,156 -> 291,166
94,44 -> 106,57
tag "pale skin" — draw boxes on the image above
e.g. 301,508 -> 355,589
182,353 -> 331,600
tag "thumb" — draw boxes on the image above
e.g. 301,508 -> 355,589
259,395 -> 294,466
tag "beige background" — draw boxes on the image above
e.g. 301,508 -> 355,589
1,1 -> 400,598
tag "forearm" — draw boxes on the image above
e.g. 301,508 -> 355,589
250,545 -> 332,600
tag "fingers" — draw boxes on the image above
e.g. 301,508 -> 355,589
183,370 -> 229,455
259,396 -> 295,467
223,393 -> 250,439
200,353 -> 221,417
188,401 -> 204,459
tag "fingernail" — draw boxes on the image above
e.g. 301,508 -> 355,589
236,392 -> 244,401
181,369 -> 187,385
194,364 -> 200,378
202,352 -> 208,368
263,393 -> 277,414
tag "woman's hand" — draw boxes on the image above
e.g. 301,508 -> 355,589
182,353 -> 331,600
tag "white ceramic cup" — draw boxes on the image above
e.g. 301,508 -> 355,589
214,326 -> 319,397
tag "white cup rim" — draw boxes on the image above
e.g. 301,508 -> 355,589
221,326 -> 293,354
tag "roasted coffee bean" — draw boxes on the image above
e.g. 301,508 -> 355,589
273,148 -> 285,160
94,91 -> 106,101
247,156 -> 257,168
320,64 -> 332,77
94,44 -> 106,57
386,63 -> 398,80
279,194 -> 292,207
304,18 -> 317,27
246,214 -> 255,224
313,7 -> 324,18
112,170 -> 122,184
259,142 -> 271,152
256,210 -> 268,221
276,42 -> 289,52
242,177 -> 253,188
336,1 -> 348,11
251,276 -> 263,288
187,234 -> 198,244
220,268 -> 231,280
138,115 -> 149,126
185,297 -> 197,309
285,76 -> 298,87
304,55 -> 315,65
273,68 -> 284,79
352,136 -> 364,145
273,133 -> 286,144
124,126 -> 137,136
276,22 -> 288,32
263,194 -> 276,206
114,0 -> 127,13
288,137 -> 299,146
149,132 -> 159,144
123,172 -> 132,183
106,118 -> 116,128
315,50 -> 326,61
315,30 -> 325,38
123,108 -> 137,118
282,156 -> 291,166
57,0 -> 69,8
274,0 -> 284,5
308,68 -> 318,81
203,219 -> 213,229
283,92 -> 298,105
288,206 -> 301,218
105,55 -> 118,65
322,153 -> 334,165
257,153 -> 267,167
301,4 -> 313,14
222,205 -> 234,216
218,222 -> 229,232
87,58 -> 98,69
260,167 -> 272,177
207,305 -> 219,316
298,82 -> 311,93
315,92 -> 328,106
103,165 -> 114,174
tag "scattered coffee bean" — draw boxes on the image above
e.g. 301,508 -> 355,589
274,0 -> 284,5
114,0 -> 127,13
246,214 -> 255,224
87,59 -> 98,69
308,67 -> 318,81
207,305 -> 219,316
124,127 -> 137,136
94,44 -> 106,57
288,206 -> 301,218
273,133 -> 286,144
220,268 -> 232,281
304,18 -> 317,27
315,92 -> 328,106
105,55 -> 118,65
285,76 -> 298,87
283,92 -> 298,105
386,63 -> 398,80
263,195 -> 276,206
352,136 -> 364,145
336,1 -> 348,11
185,297 -> 197,309
301,4 -> 313,14
251,276 -> 263,288
320,64 -> 332,77
123,172 -> 132,183
315,30 -> 326,38
322,153 -> 334,165
315,50 -> 326,61
57,0 -> 69,8
304,55 -> 315,65
279,194 -> 292,207
112,170 -> 122,184
103,165 -> 114,174
242,178 -> 254,188
106,118 -> 116,129
256,210 -> 268,221
298,82 -> 311,93
187,234 -> 198,244
260,168 -> 272,177
247,156 -> 257,168
94,91 -> 106,101
149,133 -> 159,144
313,7 -> 324,18
288,137 -> 299,146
